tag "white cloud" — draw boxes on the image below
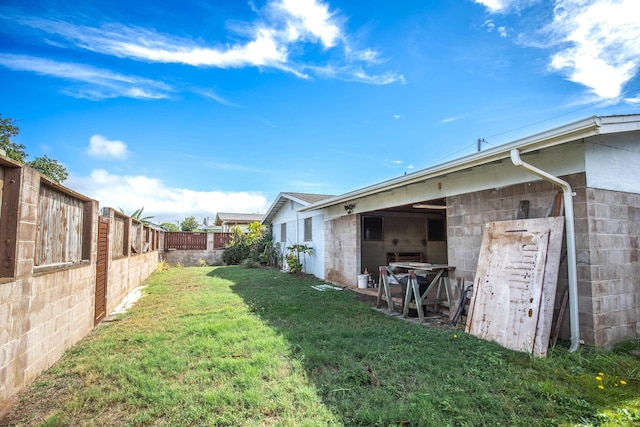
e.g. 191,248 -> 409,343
439,115 -> 465,124
482,19 -> 509,37
11,0 -> 402,86
478,0 -> 640,100
547,0 -> 640,99
66,169 -> 268,224
475,0 -> 539,13
274,0 -> 342,48
624,95 -> 640,105
483,19 -> 496,31
354,48 -> 381,63
352,69 -> 406,85
21,18 -> 288,68
87,135 -> 129,159
393,114 -> 402,119
475,0 -> 511,13
195,89 -> 235,106
0,53 -> 172,100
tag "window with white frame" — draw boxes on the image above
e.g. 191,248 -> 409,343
280,223 -> 286,242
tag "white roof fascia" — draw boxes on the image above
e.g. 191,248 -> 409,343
261,192 -> 312,225
300,115 -> 636,212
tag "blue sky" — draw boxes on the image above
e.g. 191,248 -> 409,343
1,0 -> 639,224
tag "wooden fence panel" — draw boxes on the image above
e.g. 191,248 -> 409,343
131,221 -> 142,253
164,232 -> 207,250
35,184 -> 84,266
214,232 -> 233,248
112,216 -> 126,258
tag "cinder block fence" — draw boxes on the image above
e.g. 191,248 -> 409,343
0,155 -> 162,403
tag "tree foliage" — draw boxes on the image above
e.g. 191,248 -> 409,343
0,113 -> 68,183
180,216 -> 200,231
246,221 -> 263,245
223,224 -> 280,267
160,222 -> 179,232
222,227 -> 251,265
129,207 -> 154,225
27,155 -> 69,183
0,115 -> 26,162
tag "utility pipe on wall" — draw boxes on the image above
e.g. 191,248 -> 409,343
510,149 -> 581,352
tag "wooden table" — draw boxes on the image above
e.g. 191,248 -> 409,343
377,263 -> 455,322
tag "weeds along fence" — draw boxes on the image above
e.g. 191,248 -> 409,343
0,155 -> 162,404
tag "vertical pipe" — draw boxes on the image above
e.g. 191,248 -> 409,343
510,149 -> 581,352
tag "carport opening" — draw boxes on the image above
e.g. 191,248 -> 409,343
360,198 -> 448,284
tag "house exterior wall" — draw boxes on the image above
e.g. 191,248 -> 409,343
324,214 -> 359,287
447,171 -> 640,347
585,187 -> 640,347
271,199 -> 325,279
322,142 -> 586,289
585,131 -> 640,194
447,173 -> 587,339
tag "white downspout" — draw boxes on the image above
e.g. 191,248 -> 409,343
510,149 -> 581,352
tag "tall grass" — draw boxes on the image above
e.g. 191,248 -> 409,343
3,266 -> 639,426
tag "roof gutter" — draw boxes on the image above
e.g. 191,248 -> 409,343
510,148 -> 581,352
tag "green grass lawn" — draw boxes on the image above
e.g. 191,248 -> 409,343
3,266 -> 640,426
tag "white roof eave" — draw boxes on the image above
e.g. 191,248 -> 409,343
300,114 -> 630,212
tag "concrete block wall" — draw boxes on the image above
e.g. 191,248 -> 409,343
325,214 -> 359,287
1,164 -> 161,404
102,208 -> 160,316
162,233 -> 224,266
586,188 -> 640,347
1,165 -> 99,402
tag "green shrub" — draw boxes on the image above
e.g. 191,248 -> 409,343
222,228 -> 251,265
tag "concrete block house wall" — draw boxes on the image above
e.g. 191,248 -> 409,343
446,173 -> 592,343
585,187 -> 640,346
435,173 -> 640,348
324,214 -> 359,287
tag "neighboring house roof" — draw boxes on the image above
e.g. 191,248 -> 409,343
261,192 -> 335,225
301,114 -> 640,212
214,212 -> 264,226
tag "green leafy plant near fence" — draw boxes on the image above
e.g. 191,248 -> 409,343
222,222 -> 280,268
222,227 -> 251,265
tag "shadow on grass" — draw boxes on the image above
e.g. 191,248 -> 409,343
208,266 -> 640,426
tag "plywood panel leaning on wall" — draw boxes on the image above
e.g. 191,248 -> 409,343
465,217 -> 564,357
